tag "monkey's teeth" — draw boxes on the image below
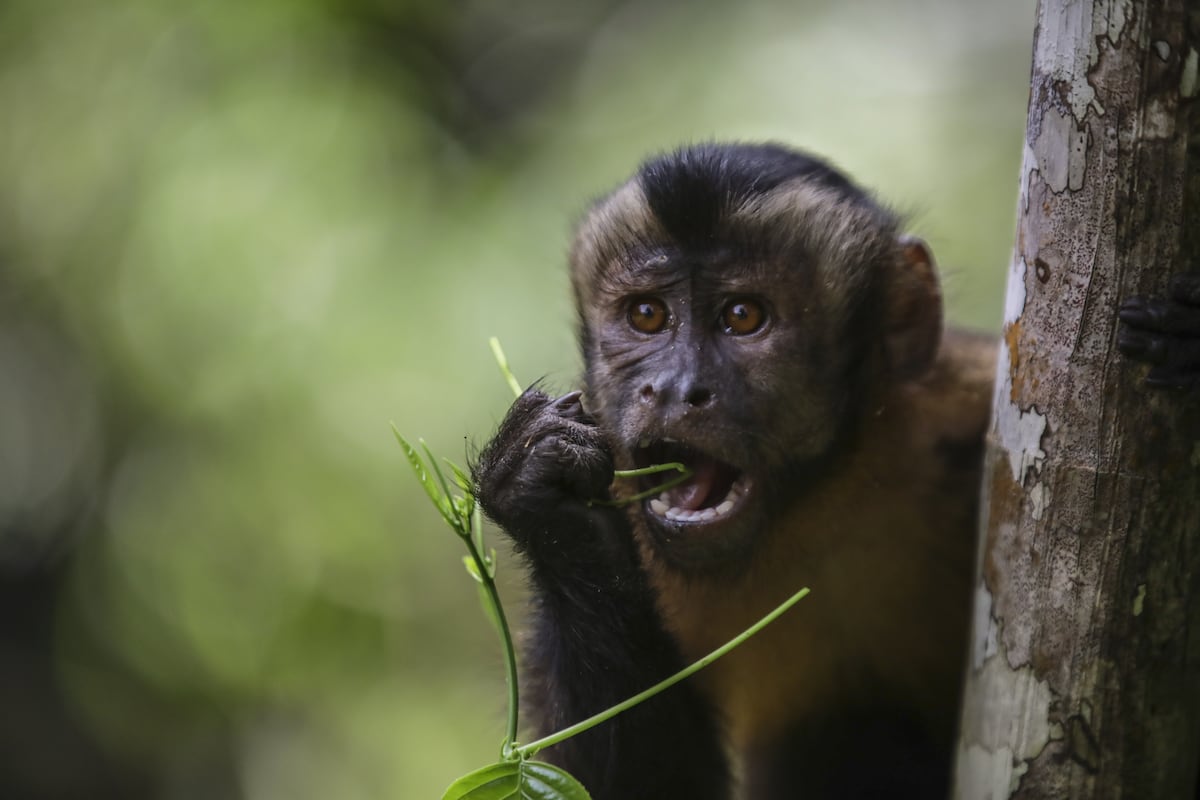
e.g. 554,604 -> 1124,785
649,481 -> 747,523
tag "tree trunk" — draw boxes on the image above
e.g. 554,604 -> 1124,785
952,1 -> 1200,798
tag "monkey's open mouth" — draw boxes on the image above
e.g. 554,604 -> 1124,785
635,441 -> 751,525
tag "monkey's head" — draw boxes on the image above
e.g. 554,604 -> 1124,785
569,143 -> 942,572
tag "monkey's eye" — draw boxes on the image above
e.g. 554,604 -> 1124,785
629,298 -> 669,334
722,299 -> 766,335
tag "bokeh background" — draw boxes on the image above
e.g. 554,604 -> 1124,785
0,1 -> 1035,797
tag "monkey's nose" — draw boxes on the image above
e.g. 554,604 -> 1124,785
684,386 -> 714,407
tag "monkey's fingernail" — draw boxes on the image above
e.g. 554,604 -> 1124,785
1145,366 -> 1198,388
1123,337 -> 1168,364
1117,331 -> 1146,356
555,391 -> 583,409
1118,304 -> 1145,323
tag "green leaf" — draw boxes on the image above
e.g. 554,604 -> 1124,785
445,458 -> 473,493
392,427 -> 455,525
463,556 -> 482,582
489,336 -> 524,399
422,440 -> 460,527
453,494 -> 475,528
448,459 -> 478,533
442,760 -> 592,800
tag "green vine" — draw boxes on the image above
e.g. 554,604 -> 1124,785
396,340 -> 810,800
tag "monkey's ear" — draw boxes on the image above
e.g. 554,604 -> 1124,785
884,236 -> 943,381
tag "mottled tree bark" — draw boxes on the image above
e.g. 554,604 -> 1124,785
953,1 -> 1200,798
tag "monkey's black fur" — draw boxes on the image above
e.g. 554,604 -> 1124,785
471,143 -> 1199,799
638,143 -> 873,250
474,389 -> 728,799
474,142 -> 986,799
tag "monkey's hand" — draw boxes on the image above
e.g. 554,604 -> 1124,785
472,388 -> 627,571
1118,272 -> 1200,389
474,389 -> 728,800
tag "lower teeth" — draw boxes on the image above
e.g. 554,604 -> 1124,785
648,480 -> 744,522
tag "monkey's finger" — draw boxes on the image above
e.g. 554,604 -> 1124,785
513,386 -> 553,412
1116,328 -> 1168,364
1145,365 -> 1200,389
1118,298 -> 1157,329
1118,298 -> 1200,335
554,390 -> 583,410
559,440 -> 614,499
553,390 -> 596,424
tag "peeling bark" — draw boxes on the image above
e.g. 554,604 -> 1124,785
953,1 -> 1200,798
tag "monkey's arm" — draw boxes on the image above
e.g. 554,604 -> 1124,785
1118,272 -> 1200,389
472,388 -> 728,800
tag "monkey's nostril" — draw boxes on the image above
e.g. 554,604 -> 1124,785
639,385 -> 655,402
685,387 -> 713,407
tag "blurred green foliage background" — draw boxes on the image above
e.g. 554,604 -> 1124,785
0,0 -> 1033,797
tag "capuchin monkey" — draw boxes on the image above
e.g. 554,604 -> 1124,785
471,142 -> 1200,800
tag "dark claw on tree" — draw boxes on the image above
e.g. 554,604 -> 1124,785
1118,272 -> 1200,389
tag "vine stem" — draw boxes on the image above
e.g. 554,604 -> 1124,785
513,586 -> 810,760
482,337 -> 788,761
483,337 -> 522,751
462,524 -> 521,757
490,337 -> 524,399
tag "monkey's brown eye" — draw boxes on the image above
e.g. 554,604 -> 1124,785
629,298 -> 669,334
722,299 -> 765,335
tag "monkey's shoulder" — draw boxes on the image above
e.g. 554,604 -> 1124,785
901,326 -> 997,467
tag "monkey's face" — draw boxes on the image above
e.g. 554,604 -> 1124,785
576,241 -> 867,569
567,147 -> 941,571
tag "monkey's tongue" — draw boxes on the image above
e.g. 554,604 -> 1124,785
666,459 -> 724,510
637,441 -> 743,515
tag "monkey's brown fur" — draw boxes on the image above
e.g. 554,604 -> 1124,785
475,142 -> 997,799
647,329 -> 994,764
